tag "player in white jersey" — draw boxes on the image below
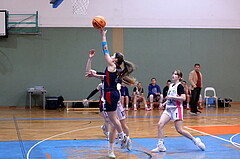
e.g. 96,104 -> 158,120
152,70 -> 205,152
116,92 -> 132,150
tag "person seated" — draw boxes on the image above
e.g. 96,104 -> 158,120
162,80 -> 172,102
148,78 -> 163,110
120,83 -> 130,111
181,80 -> 191,110
181,80 -> 203,110
132,82 -> 149,111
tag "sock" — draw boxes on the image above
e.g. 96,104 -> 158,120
134,104 -> 136,108
145,105 -> 148,108
158,138 -> 164,143
117,132 -> 125,141
187,103 -> 189,108
126,104 -> 128,108
109,143 -> 114,151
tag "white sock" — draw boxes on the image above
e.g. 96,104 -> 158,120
145,105 -> 148,108
126,104 -> 128,108
117,132 -> 125,141
134,104 -> 136,108
158,138 -> 164,144
109,143 -> 114,151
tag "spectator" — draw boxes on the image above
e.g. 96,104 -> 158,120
181,80 -> 190,110
132,82 -> 149,111
162,80 -> 172,99
121,83 -> 130,111
189,64 -> 203,114
148,78 -> 163,110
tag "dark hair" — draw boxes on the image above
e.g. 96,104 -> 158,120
115,52 -> 124,65
194,64 -> 200,67
167,80 -> 171,83
151,78 -> 156,81
115,52 -> 137,86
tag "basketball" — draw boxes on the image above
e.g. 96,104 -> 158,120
92,16 -> 106,29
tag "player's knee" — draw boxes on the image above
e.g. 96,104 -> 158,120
158,122 -> 164,129
176,127 -> 183,134
149,95 -> 154,101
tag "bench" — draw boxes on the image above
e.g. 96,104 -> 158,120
63,100 -> 99,111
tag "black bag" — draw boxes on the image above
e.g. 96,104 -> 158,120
218,98 -> 232,107
72,102 -> 84,108
224,98 -> 232,107
46,96 -> 65,109
57,96 -> 65,108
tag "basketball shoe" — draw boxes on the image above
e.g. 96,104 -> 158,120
151,142 -> 166,152
108,150 -> 116,158
126,137 -> 132,151
195,137 -> 205,151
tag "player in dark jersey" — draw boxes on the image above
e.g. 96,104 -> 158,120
100,28 -> 137,158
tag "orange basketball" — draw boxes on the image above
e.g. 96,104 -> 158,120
92,16 -> 106,29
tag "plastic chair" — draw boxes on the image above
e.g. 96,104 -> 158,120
204,87 -> 218,107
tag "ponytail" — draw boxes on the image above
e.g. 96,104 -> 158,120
119,60 -> 137,86
115,52 -> 137,86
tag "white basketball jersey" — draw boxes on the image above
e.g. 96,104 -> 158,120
166,82 -> 183,108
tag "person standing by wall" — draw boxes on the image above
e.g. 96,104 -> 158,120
189,64 -> 203,114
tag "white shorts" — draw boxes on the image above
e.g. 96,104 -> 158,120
162,106 -> 183,121
116,101 -> 126,120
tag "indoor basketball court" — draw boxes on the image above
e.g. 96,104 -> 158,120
1,0 -> 240,159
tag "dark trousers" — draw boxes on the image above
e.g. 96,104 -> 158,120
190,87 -> 201,112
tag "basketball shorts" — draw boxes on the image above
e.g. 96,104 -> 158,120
162,106 -> 183,121
103,90 -> 120,112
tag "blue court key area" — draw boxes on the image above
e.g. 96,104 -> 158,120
0,134 -> 239,159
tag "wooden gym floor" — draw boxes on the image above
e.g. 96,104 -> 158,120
0,103 -> 239,159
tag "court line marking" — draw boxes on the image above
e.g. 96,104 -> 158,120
45,153 -> 52,159
26,125 -> 100,159
26,118 -> 239,159
230,133 -> 240,148
26,118 -> 153,159
184,126 -> 240,148
1,113 -> 240,121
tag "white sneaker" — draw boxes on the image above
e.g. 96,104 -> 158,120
120,135 -> 129,149
82,99 -> 89,107
151,142 -> 166,152
126,137 -> 132,151
195,137 -> 205,151
108,150 -> 116,158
